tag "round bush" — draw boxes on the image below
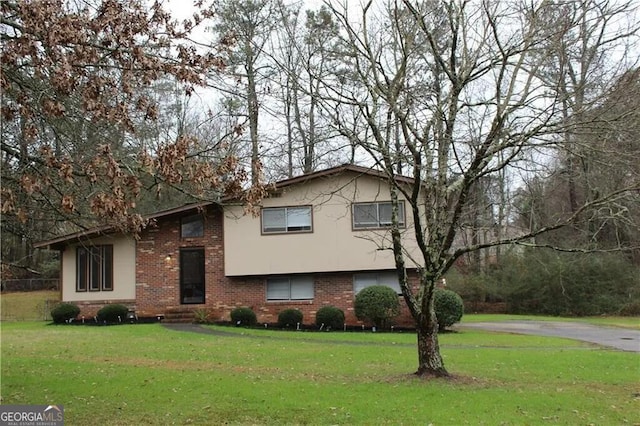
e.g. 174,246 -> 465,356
434,288 -> 464,331
96,304 -> 129,323
230,307 -> 257,326
277,308 -> 303,328
51,302 -> 80,324
354,285 -> 400,329
315,306 -> 345,330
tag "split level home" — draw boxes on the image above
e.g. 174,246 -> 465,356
35,164 -> 424,326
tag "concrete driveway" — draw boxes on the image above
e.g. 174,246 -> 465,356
459,320 -> 640,352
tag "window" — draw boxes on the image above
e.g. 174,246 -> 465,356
353,271 -> 402,295
352,201 -> 405,229
76,245 -> 113,292
262,206 -> 312,234
266,276 -> 314,300
181,214 -> 204,238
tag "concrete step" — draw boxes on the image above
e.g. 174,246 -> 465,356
163,309 -> 195,323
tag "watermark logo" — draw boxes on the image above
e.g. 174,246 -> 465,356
0,405 -> 63,426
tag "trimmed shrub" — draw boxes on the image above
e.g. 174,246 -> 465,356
230,307 -> 257,326
434,288 -> 464,331
50,302 -> 80,324
354,285 -> 400,329
315,306 -> 345,330
277,308 -> 303,328
96,304 -> 129,323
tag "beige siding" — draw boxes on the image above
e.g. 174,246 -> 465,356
61,235 -> 136,302
224,172 -> 420,276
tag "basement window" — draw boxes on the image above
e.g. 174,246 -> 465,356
353,271 -> 402,295
266,276 -> 314,301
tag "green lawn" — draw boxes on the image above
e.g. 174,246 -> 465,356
0,290 -> 60,321
1,322 -> 638,425
206,324 -> 591,348
461,314 -> 640,330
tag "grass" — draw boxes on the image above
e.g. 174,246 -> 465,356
462,314 -> 640,330
0,290 -> 60,321
207,324 -> 590,348
1,322 -> 638,425
2,291 -> 636,328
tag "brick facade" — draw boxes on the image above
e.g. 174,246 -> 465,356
132,205 -> 418,327
71,299 -> 137,320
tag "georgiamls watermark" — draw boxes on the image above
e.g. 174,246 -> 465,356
0,405 -> 63,426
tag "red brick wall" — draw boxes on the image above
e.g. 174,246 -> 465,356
218,273 -> 417,327
135,205 -> 225,316
133,205 -> 419,327
72,299 -> 136,320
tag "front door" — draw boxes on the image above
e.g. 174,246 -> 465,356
180,248 -> 205,304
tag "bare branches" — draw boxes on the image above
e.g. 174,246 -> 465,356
315,0 -> 639,314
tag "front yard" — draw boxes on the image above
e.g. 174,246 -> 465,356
1,321 -> 638,425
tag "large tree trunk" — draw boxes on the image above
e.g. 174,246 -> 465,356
415,308 -> 448,377
247,69 -> 260,186
389,183 -> 450,378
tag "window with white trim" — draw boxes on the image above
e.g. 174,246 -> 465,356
262,206 -> 312,234
353,271 -> 402,295
76,245 -> 113,292
352,201 -> 405,229
266,276 -> 314,300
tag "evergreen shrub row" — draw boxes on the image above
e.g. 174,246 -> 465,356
50,303 -> 131,324
446,250 -> 639,316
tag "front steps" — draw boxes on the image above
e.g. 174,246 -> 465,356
163,308 -> 195,323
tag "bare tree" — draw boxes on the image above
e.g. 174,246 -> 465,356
208,0 -> 282,184
533,0 -> 639,215
319,0 -> 639,378
517,67 -> 640,256
270,4 -> 347,178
